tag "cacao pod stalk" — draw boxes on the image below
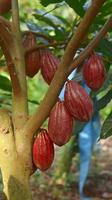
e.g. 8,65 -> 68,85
64,80 -> 93,121
48,100 -> 73,146
33,129 -> 54,171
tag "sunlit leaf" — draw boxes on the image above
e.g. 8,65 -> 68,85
100,111 -> 112,139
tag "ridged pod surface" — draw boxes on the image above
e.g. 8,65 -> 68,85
64,80 -> 93,121
33,129 -> 54,171
23,32 -> 40,77
48,101 -> 73,146
0,0 -> 11,14
40,50 -> 59,84
83,53 -> 106,90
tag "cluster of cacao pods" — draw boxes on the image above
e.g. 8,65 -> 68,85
23,33 -> 59,81
23,34 -> 106,92
32,80 -> 93,171
0,0 -> 11,14
32,99 -> 74,171
32,52 -> 106,172
47,79 -> 93,147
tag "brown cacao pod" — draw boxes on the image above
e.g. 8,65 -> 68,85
33,129 -> 54,171
22,32 -> 40,77
48,100 -> 73,146
83,52 -> 106,90
39,49 -> 59,84
64,80 -> 93,121
0,0 -> 11,14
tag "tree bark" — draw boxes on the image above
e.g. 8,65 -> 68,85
0,110 -> 32,200
0,158 -> 32,200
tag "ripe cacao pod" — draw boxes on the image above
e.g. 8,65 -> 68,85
22,32 -> 40,77
0,0 -> 11,14
33,129 -> 54,171
48,100 -> 73,146
83,52 -> 106,90
64,80 -> 93,121
39,49 -> 59,84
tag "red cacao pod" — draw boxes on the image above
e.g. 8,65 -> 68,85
33,129 -> 54,171
48,101 -> 73,146
0,0 -> 11,14
64,80 -> 93,121
83,52 -> 106,90
23,32 -> 40,77
39,49 -> 59,84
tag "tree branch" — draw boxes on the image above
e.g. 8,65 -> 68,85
22,31 -> 54,43
69,16 -> 112,73
0,19 -> 21,96
22,0 -> 106,139
0,38 -> 21,95
25,41 -> 67,55
11,0 -> 28,129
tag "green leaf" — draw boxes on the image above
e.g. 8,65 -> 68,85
2,11 -> 11,20
97,38 -> 112,66
33,10 -> 68,40
100,111 -> 112,139
33,9 -> 63,26
54,14 -> 72,28
0,76 -> 12,92
40,0 -> 85,17
95,90 -> 112,112
92,1 -> 112,25
41,0 -> 62,6
26,22 -> 45,33
65,0 -> 85,17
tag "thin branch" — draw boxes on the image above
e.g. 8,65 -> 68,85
0,20 -> 21,96
25,41 -> 67,54
0,19 -> 13,48
22,31 -> 53,43
22,0 -> 106,139
0,38 -> 21,95
69,16 -> 112,73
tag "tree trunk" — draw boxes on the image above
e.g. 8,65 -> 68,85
0,157 -> 32,200
0,109 -> 32,200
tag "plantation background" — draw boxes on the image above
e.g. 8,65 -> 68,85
0,0 -> 112,199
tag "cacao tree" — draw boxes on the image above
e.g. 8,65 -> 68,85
0,0 -> 112,200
